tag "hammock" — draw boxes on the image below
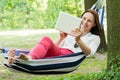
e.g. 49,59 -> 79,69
1,48 -> 85,74
91,0 -> 105,28
1,0 -> 104,74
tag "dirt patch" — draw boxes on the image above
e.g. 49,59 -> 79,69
95,53 -> 107,61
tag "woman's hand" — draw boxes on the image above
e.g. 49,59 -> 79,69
55,31 -> 67,46
71,28 -> 91,56
71,28 -> 83,42
59,31 -> 68,40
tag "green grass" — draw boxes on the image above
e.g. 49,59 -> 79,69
0,33 -> 59,49
0,32 -> 107,80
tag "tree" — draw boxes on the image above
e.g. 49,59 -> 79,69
84,0 -> 107,52
106,0 -> 120,70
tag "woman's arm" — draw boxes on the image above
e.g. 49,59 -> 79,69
76,39 -> 91,56
55,32 -> 68,46
71,28 -> 91,56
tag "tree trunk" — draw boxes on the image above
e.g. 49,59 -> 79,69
84,0 -> 107,52
84,0 -> 96,9
106,0 -> 120,70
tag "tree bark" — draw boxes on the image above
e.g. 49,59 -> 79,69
106,0 -> 120,70
84,0 -> 107,52
84,0 -> 96,10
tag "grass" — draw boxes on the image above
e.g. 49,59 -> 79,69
0,32 -> 107,80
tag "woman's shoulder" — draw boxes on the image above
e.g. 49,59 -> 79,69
91,34 -> 100,37
87,32 -> 100,37
88,33 -> 100,40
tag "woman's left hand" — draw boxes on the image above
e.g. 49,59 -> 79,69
71,28 -> 83,42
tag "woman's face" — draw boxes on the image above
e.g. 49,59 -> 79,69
80,12 -> 96,33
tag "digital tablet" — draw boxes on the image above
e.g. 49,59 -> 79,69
55,11 -> 82,35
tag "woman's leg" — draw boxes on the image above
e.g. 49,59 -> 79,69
28,36 -> 73,59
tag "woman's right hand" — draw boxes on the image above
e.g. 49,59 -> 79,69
55,31 -> 67,46
59,31 -> 68,40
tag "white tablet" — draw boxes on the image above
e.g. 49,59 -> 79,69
55,11 -> 82,35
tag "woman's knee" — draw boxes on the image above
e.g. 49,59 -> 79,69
38,36 -> 52,44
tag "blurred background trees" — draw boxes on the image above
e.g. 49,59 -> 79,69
0,0 -> 84,30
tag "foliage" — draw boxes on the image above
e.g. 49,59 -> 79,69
92,55 -> 120,80
0,0 -> 84,30
98,48 -> 106,54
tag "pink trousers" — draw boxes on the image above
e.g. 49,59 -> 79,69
28,36 -> 73,59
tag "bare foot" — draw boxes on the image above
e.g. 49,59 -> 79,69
18,53 -> 29,60
8,56 -> 16,66
7,49 -> 15,57
7,49 -> 16,66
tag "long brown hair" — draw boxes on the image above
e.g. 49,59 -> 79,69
81,9 -> 102,36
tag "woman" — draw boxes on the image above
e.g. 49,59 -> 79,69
8,9 -> 101,65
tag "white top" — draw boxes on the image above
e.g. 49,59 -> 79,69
60,32 -> 100,56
